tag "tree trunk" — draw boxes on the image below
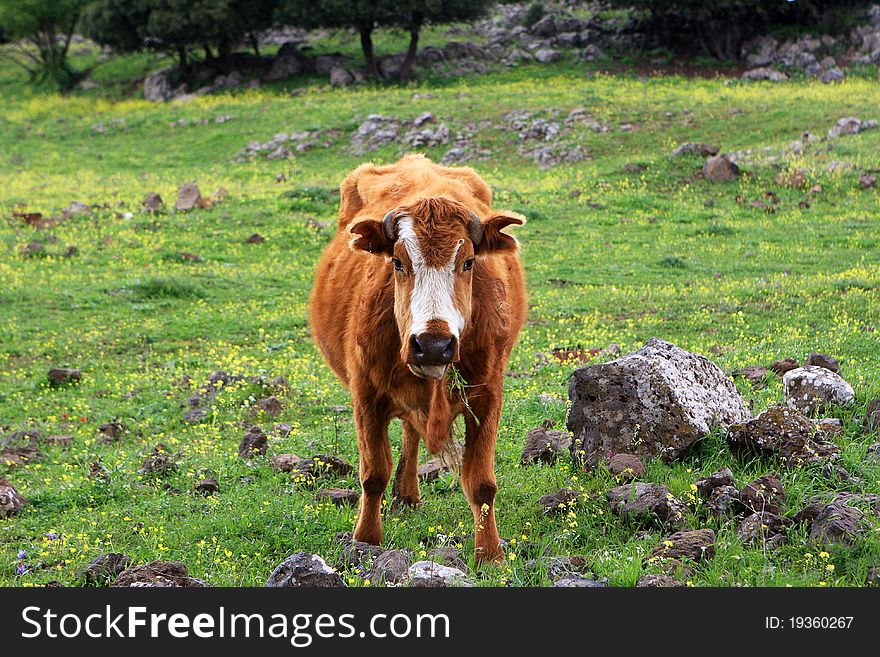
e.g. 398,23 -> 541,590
359,25 -> 380,80
398,21 -> 422,81
177,45 -> 189,80
249,32 -> 261,58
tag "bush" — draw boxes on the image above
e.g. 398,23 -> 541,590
522,1 -> 546,29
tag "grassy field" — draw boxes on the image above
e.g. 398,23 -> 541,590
1,47 -> 879,587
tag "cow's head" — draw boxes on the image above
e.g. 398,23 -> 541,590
348,197 -> 523,379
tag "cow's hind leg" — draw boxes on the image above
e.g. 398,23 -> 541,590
463,401 -> 504,564
352,395 -> 392,546
391,420 -> 422,510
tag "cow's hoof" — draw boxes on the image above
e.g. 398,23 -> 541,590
390,495 -> 423,513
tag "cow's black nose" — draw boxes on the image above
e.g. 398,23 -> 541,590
411,333 -> 457,365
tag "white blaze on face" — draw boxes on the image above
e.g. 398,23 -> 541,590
397,217 -> 465,338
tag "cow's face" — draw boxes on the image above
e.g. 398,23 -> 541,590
348,197 -> 523,379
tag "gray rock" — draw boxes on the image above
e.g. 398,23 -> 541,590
0,478 -> 26,517
865,399 -> 880,433
366,549 -> 412,585
820,67 -> 845,83
523,555 -> 588,581
79,553 -> 132,585
48,368 -> 81,385
707,485 -> 741,516
426,547 -> 467,571
672,142 -> 720,157
607,453 -> 645,481
742,67 -> 789,82
804,353 -> 840,373
407,561 -> 472,587
703,155 -> 740,181
114,561 -> 209,587
695,467 -> 735,497
809,504 -> 864,545
726,405 -> 839,467
520,422 -> 571,465
637,573 -> 685,587
330,67 -> 355,87
141,192 -> 163,212
238,426 -> 268,459
739,474 -> 786,515
649,529 -> 716,562
827,117 -> 878,138
567,338 -> 748,465
534,48 -> 563,64
265,42 -> 307,82
607,482 -> 686,527
737,512 -> 790,548
144,69 -> 174,102
315,488 -> 360,507
175,182 -> 204,211
540,488 -> 584,513
266,552 -> 345,587
551,577 -> 606,587
783,366 -> 855,415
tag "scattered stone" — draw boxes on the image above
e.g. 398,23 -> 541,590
79,553 -> 132,585
520,421 -> 571,465
1,445 -> 43,467
239,426 -> 268,459
736,512 -> 790,548
820,67 -> 845,83
816,418 -> 843,437
695,466 -> 735,497
809,503 -> 864,545
771,358 -> 800,376
407,561 -> 472,587
0,478 -> 26,517
727,406 -> 839,467
827,117 -> 878,138
523,555 -> 588,581
144,69 -> 173,102
48,368 -> 81,385
329,67 -> 355,87
425,547 -> 467,571
315,488 -> 359,507
114,561 -> 209,587
741,67 -> 789,82
739,474 -> 787,515
637,573 -> 685,587
860,173 -> 877,189
534,48 -> 562,63
607,483 -> 687,527
266,552 -> 345,587
252,395 -> 283,417
672,142 -> 719,157
62,201 -> 91,217
175,182 -> 207,211
366,549 -> 412,585
299,454 -> 355,478
707,485 -> 742,516
741,366 -> 770,384
551,577 -> 606,587
194,477 -> 219,496
418,460 -> 444,482
703,155 -> 740,182
336,536 -> 383,571
271,453 -> 303,472
265,42 -> 308,82
607,453 -> 646,481
139,444 -> 176,475
43,435 -> 74,447
568,338 -> 748,465
783,366 -> 855,415
245,233 -> 266,244
649,529 -> 716,563
97,422 -> 127,442
774,169 -> 808,188
865,399 -> 880,433
804,353 -> 840,373
539,488 -> 584,513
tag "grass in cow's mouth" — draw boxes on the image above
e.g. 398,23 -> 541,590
1,45 -> 879,587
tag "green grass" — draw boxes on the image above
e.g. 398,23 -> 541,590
1,47 -> 879,588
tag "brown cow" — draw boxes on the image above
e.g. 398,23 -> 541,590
309,154 -> 527,563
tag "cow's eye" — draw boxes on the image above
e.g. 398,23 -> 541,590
463,258 -> 474,271
392,257 -> 404,272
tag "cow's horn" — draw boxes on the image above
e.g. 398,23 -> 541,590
468,211 -> 484,245
383,210 -> 398,241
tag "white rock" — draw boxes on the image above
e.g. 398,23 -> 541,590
783,366 -> 855,415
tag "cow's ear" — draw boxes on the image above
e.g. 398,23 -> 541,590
475,211 -> 525,253
348,219 -> 393,255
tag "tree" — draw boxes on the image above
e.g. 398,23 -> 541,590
284,0 -> 496,81
391,0 -> 495,81
82,0 -> 280,79
0,0 -> 89,90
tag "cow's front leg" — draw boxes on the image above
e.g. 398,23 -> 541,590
463,393 -> 504,564
391,420 -> 422,510
352,394 -> 392,546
